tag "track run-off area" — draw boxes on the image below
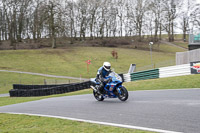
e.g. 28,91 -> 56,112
1,89 -> 200,133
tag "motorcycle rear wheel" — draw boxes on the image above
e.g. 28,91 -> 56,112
93,90 -> 104,101
117,86 -> 128,101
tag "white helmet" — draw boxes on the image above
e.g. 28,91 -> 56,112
103,62 -> 111,71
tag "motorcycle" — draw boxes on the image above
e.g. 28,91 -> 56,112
90,71 -> 128,101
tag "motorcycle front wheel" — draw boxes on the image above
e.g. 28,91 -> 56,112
93,90 -> 104,101
117,86 -> 128,101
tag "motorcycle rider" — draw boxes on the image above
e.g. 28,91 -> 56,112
93,62 -> 112,94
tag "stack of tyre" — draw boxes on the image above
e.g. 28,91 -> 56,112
9,81 -> 91,97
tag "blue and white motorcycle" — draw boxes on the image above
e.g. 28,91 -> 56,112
90,71 -> 128,101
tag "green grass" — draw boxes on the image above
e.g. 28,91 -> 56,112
154,43 -> 184,53
140,42 -> 185,53
173,41 -> 188,49
0,89 -> 92,107
174,34 -> 189,40
0,72 -> 80,94
124,74 -> 200,91
0,113 -> 153,133
0,46 -> 184,79
159,34 -> 189,40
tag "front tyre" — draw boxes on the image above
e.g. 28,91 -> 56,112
93,90 -> 104,101
117,86 -> 128,101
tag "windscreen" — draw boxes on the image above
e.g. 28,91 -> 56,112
108,71 -> 122,81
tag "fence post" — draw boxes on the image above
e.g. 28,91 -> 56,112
44,79 -> 47,85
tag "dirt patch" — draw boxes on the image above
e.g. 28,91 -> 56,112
0,67 -> 13,70
0,40 -> 41,50
0,37 -> 159,51
0,37 -> 73,50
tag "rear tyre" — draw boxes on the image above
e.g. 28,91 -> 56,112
117,86 -> 128,101
93,90 -> 104,101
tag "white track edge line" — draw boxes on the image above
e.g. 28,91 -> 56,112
1,112 -> 182,133
134,88 -> 200,92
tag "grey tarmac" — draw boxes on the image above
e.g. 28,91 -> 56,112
0,93 -> 9,97
0,88 -> 200,133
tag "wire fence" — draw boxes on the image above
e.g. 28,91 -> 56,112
44,79 -> 83,85
176,49 -> 200,65
0,78 -> 83,89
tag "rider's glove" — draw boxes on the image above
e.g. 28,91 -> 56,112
109,77 -> 112,82
106,77 -> 112,83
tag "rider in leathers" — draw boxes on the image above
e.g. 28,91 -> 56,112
95,62 -> 112,94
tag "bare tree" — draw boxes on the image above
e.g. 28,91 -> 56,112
133,0 -> 149,41
29,0 -> 44,42
149,0 -> 163,41
41,0 -> 63,48
0,4 -> 2,42
178,0 -> 196,41
2,0 -> 17,47
107,2 -> 118,37
1,0 -> 200,48
87,0 -> 100,40
76,0 -> 89,41
190,3 -> 200,32
16,0 -> 32,42
117,0 -> 125,37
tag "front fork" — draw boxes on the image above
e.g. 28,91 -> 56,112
90,85 -> 97,91
117,86 -> 122,95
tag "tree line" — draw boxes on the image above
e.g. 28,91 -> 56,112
0,0 -> 199,48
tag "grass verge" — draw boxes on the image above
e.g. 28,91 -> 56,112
0,89 -> 92,107
172,41 -> 188,49
0,113 -> 153,133
0,46 -> 182,79
124,74 -> 200,91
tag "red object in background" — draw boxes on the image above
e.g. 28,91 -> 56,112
86,60 -> 91,64
86,60 -> 91,73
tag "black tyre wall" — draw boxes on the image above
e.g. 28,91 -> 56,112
9,81 -> 92,97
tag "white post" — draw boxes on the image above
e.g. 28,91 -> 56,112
149,42 -> 154,68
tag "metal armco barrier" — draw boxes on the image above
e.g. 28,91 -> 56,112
159,64 -> 190,78
123,69 -> 159,82
123,63 -> 193,82
131,69 -> 159,81
9,81 -> 91,97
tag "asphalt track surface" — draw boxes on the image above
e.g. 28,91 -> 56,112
0,93 -> 9,97
0,70 -> 89,81
1,89 -> 200,133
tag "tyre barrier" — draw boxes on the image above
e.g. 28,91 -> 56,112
9,81 -> 92,97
